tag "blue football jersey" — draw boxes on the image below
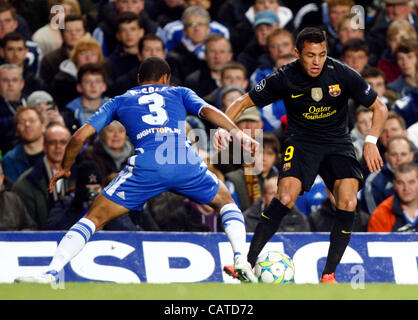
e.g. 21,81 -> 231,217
88,85 -> 207,166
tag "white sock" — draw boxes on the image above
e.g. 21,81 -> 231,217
48,218 -> 96,273
220,203 -> 246,256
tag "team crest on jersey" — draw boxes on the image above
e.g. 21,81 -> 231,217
328,84 -> 341,97
255,79 -> 266,92
311,88 -> 323,102
283,162 -> 291,171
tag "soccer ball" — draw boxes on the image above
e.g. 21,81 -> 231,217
254,251 -> 295,284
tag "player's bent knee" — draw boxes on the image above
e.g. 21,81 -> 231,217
336,197 -> 357,212
277,193 -> 295,208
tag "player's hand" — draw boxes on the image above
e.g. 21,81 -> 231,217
363,142 -> 384,173
232,129 -> 260,154
213,128 -> 231,150
49,169 -> 71,193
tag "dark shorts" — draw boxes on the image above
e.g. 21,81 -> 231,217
278,136 -> 364,194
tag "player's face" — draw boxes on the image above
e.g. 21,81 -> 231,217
386,140 -> 414,169
79,73 -> 106,101
63,20 -> 86,48
205,39 -> 232,72
365,76 -> 386,97
117,21 -> 144,49
397,52 -> 417,77
296,41 -> 327,77
343,50 -> 369,73
16,109 -> 44,143
1,40 -> 28,67
268,34 -> 294,62
394,171 -> 418,205
44,127 -> 70,164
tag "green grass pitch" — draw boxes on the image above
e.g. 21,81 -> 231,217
1,283 -> 418,300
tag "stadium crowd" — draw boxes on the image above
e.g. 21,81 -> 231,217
0,0 -> 417,233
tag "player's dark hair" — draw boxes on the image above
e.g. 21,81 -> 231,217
137,57 -> 171,82
295,27 -> 327,53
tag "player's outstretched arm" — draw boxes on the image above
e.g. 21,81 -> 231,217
200,104 -> 259,153
224,93 -> 255,122
48,123 -> 97,193
363,97 -> 388,173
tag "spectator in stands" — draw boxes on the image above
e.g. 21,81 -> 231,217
387,39 -> 418,97
0,2 -> 42,75
93,0 -> 158,56
309,187 -> 370,232
204,61 -> 249,109
153,0 -> 185,28
408,120 -> 418,149
224,132 -> 279,211
341,38 -> 370,74
65,63 -> 108,126
367,0 -> 417,63
166,6 -> 211,83
50,35 -> 112,110
184,34 -> 233,97
39,15 -> 88,88
295,175 -> 327,216
351,106 -> 373,161
2,107 -> 45,183
31,0 -> 81,56
368,162 -> 418,232
78,120 -> 133,179
230,0 -> 293,57
237,10 -> 279,77
377,19 -> 417,84
250,28 -> 295,88
162,0 -> 229,52
393,87 -> 418,129
213,106 -> 264,175
108,33 -> 166,96
12,123 -> 73,230
47,160 -> 139,231
219,86 -> 246,112
0,64 -> 28,154
244,176 -> 310,232
0,161 -> 37,230
378,111 -> 411,158
26,90 -> 67,129
0,31 -> 45,95
361,136 -> 415,215
0,1 -> 33,41
109,12 -> 144,79
361,67 -> 400,108
328,13 -> 366,60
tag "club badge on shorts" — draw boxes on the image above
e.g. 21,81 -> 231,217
283,162 -> 291,171
328,84 -> 341,97
311,87 -> 323,102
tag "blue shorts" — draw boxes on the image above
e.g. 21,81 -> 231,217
102,151 -> 220,211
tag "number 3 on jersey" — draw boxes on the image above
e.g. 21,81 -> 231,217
139,93 -> 168,125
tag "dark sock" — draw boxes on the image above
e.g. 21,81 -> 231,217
322,208 -> 355,276
247,198 -> 291,266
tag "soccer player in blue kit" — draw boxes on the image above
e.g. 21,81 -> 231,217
15,57 -> 258,283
